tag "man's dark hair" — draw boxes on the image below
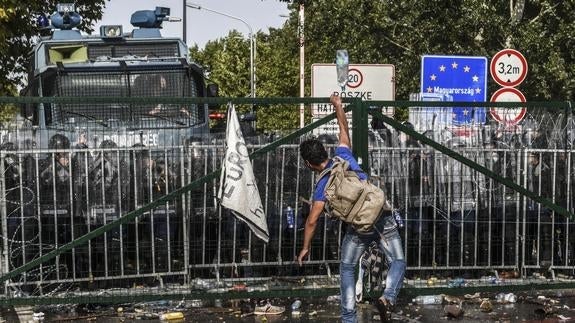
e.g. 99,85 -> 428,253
300,138 -> 328,166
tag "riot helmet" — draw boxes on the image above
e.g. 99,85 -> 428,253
49,134 -> 70,150
99,140 -> 117,149
99,140 -> 117,160
0,142 -> 17,152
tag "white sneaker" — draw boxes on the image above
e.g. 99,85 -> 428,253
254,302 -> 285,315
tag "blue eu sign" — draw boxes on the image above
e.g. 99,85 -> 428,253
421,55 -> 488,125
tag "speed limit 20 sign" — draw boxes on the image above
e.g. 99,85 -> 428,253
346,68 -> 364,88
490,49 -> 528,87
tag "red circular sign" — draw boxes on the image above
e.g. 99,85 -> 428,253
489,87 -> 527,125
346,68 -> 363,88
490,49 -> 528,87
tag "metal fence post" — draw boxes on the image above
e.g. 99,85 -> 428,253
0,154 -> 8,295
351,99 -> 369,171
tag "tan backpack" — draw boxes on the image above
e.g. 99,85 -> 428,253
317,156 -> 387,233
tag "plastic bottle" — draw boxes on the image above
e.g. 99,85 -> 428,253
160,311 -> 184,320
426,277 -> 438,286
447,277 -> 465,288
32,312 -> 45,322
326,295 -> 341,302
412,295 -> 443,305
291,299 -> 302,311
392,209 -> 404,228
335,49 -> 349,90
505,293 -> 517,303
240,249 -> 253,278
496,292 -> 517,303
285,206 -> 295,229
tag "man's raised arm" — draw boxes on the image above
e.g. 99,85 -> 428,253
330,94 -> 351,148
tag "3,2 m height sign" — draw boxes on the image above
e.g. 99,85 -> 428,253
490,49 -> 528,87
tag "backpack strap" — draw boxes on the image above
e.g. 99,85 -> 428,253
315,156 -> 347,185
314,157 -> 343,215
315,156 -> 341,186
316,166 -> 331,185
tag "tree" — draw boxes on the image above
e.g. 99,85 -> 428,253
252,27 -> 303,131
298,0 -> 574,101
0,0 -> 106,96
190,30 -> 253,98
191,0 -> 574,131
190,27 -> 304,131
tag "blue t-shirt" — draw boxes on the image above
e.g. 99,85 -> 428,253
312,146 -> 367,202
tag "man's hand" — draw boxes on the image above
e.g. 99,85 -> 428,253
298,200 -> 324,266
297,248 -> 309,266
330,93 -> 342,108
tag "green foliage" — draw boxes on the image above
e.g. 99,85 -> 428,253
190,27 -> 305,131
0,82 -> 18,124
253,28 -> 305,130
191,0 -> 575,131
0,0 -> 106,94
0,104 -> 18,125
191,30 -> 252,98
1,0 -> 573,131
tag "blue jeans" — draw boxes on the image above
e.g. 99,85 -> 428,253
340,214 -> 406,323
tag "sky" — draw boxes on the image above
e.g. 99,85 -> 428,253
94,0 -> 290,48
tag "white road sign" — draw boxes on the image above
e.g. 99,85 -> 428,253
311,64 -> 395,134
490,49 -> 528,87
489,87 -> 526,125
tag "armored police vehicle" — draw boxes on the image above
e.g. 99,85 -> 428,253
19,3 -> 214,149
0,4 -> 218,281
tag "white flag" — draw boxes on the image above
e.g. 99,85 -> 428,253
218,105 -> 269,243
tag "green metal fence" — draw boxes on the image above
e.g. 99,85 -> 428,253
0,96 -> 574,306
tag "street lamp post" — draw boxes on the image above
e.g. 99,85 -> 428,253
185,2 -> 256,99
182,0 -> 187,44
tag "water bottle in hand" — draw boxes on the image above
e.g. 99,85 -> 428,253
335,49 -> 349,90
